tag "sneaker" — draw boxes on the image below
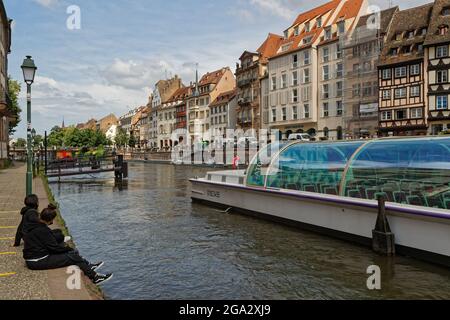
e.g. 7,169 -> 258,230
93,273 -> 113,285
64,236 -> 72,243
89,261 -> 104,272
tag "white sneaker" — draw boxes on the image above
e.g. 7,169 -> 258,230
64,236 -> 72,243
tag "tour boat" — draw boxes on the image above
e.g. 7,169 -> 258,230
190,137 -> 450,267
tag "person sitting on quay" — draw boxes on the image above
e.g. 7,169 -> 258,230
14,195 -> 67,247
23,207 -> 113,285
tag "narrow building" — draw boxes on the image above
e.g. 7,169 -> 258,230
209,89 -> 237,143
424,0 -> 450,135
342,6 -> 398,139
0,0 -> 11,168
378,3 -> 433,136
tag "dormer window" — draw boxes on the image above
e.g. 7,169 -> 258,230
324,27 -> 331,40
390,48 -> 398,56
407,31 -> 414,39
439,25 -> 449,35
403,45 -> 411,54
338,21 -> 345,35
284,30 -> 288,39
303,36 -> 312,45
421,28 -> 427,36
317,17 -> 322,28
395,33 -> 403,41
442,7 -> 450,16
294,26 -> 299,36
305,22 -> 310,33
281,43 -> 291,52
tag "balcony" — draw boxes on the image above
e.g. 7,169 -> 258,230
238,97 -> 252,106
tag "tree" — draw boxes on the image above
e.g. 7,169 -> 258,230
14,138 -> 26,148
114,128 -> 129,148
33,135 -> 43,149
47,126 -> 65,147
128,134 -> 136,149
7,78 -> 22,134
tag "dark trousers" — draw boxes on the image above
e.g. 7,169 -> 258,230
26,251 -> 96,280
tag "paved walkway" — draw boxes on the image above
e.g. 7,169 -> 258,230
0,163 -> 94,300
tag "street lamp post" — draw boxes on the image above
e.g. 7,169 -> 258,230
21,56 -> 37,196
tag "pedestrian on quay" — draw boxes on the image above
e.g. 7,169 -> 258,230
14,195 -> 67,247
23,207 -> 113,285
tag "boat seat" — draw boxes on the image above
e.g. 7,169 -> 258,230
303,184 -> 317,193
407,195 -> 423,207
365,188 -> 378,200
348,189 -> 362,199
393,191 -> 408,204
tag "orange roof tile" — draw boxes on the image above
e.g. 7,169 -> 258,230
291,0 -> 341,27
332,0 -> 364,23
199,67 -> 229,86
257,33 -> 284,63
209,89 -> 237,107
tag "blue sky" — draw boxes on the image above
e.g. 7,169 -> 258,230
5,0 -> 429,138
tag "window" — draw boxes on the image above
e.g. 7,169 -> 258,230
390,48 -> 398,56
303,68 -> 310,83
382,69 -> 392,80
338,21 -> 345,34
396,109 -> 407,120
436,45 -> 448,58
336,101 -> 343,116
443,7 -> 450,16
282,107 -> 287,121
353,84 -> 361,97
323,65 -> 329,81
363,82 -> 372,97
282,74 -> 287,88
294,26 -> 299,36
324,27 -> 331,40
284,30 -> 288,39
382,90 -> 391,100
323,103 -> 329,117
271,76 -> 277,90
395,67 -> 407,78
407,31 -> 414,39
303,36 -> 312,45
437,95 -> 448,109
304,104 -> 310,118
317,17 -> 322,28
292,54 -> 298,68
292,71 -> 298,86
410,85 -> 420,97
272,109 -> 277,122
410,64 -> 420,76
421,28 -> 427,35
322,84 -> 329,99
303,51 -> 310,65
305,22 -> 310,33
323,47 -> 329,62
293,106 -> 298,120
395,88 -> 407,99
292,89 -> 298,103
336,81 -> 343,97
336,43 -> 342,59
411,107 -> 423,119
439,25 -> 449,35
437,70 -> 448,83
336,63 -> 343,78
381,111 -> 392,120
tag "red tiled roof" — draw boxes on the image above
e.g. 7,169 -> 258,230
167,86 -> 190,103
332,0 -> 363,23
199,67 -> 229,86
257,33 -> 284,63
209,89 -> 237,107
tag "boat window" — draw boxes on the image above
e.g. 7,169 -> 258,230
342,138 -> 450,208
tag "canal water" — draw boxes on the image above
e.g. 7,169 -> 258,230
50,162 -> 450,300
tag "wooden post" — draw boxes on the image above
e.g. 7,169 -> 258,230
372,195 -> 396,256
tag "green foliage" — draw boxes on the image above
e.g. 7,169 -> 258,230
114,127 -> 129,147
128,134 -> 136,148
33,134 -> 43,148
7,78 -> 22,134
47,126 -> 110,148
14,138 -> 27,148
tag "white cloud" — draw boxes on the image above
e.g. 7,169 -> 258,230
33,0 -> 59,8
249,0 -> 295,20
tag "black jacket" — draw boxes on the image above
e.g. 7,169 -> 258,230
14,207 -> 40,246
23,221 -> 71,260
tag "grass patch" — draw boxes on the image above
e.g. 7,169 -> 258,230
39,173 -> 105,300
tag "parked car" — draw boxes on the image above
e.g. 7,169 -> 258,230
288,133 -> 311,142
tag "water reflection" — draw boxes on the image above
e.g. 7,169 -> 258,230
50,163 -> 450,300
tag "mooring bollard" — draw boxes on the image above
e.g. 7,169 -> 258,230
372,195 -> 396,256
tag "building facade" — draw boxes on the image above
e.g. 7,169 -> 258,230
342,7 -> 398,139
424,0 -> 450,135
267,0 -> 366,140
378,4 -> 432,136
0,0 -> 11,166
187,67 -> 236,142
96,113 -> 118,134
150,76 -> 183,149
209,89 -> 237,142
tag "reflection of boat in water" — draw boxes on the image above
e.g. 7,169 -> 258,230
190,137 -> 450,267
